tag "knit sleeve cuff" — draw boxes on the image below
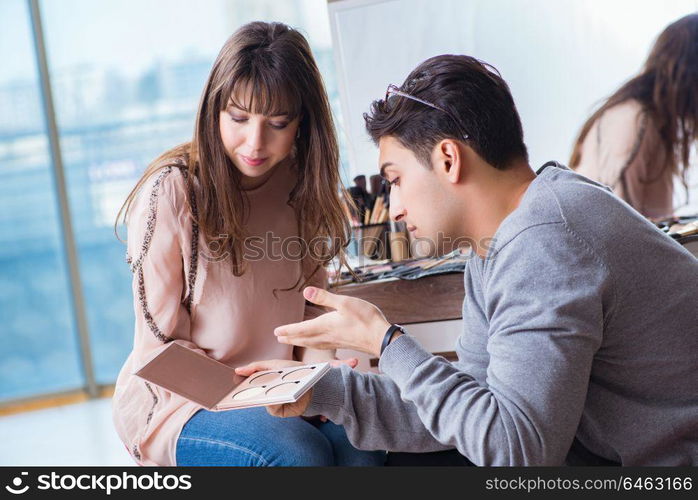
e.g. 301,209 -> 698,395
303,366 -> 345,418
378,333 -> 432,390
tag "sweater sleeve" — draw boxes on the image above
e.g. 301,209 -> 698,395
303,364 -> 453,452
378,222 -> 608,465
126,167 -> 208,365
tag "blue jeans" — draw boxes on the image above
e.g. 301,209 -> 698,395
176,407 -> 386,466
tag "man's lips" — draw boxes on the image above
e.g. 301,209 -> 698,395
407,225 -> 417,232
239,154 -> 268,166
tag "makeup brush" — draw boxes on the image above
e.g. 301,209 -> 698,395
370,196 -> 384,224
389,219 -> 409,262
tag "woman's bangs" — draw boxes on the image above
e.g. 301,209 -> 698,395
223,67 -> 302,120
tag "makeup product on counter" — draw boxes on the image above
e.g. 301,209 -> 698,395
389,220 -> 409,262
670,219 -> 698,238
370,195 -> 389,224
134,342 -> 329,411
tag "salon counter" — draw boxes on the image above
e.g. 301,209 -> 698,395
331,272 -> 465,370
331,272 -> 465,325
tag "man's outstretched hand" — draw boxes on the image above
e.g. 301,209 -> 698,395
274,286 -> 391,357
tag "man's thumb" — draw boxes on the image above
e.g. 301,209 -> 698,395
303,287 -> 342,309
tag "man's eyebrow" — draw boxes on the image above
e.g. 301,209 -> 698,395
379,162 -> 394,179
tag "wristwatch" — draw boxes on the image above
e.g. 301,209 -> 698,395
380,324 -> 406,356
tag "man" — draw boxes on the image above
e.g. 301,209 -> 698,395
236,55 -> 698,465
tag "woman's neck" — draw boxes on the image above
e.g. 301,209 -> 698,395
240,157 -> 291,190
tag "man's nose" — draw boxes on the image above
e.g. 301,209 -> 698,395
389,196 -> 406,222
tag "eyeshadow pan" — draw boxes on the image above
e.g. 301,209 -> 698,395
231,386 -> 266,400
249,371 -> 282,385
265,381 -> 301,396
281,367 -> 316,382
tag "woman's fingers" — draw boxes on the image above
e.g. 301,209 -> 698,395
329,357 -> 358,369
234,361 -> 267,376
266,390 -> 313,418
234,359 -> 300,376
266,404 -> 285,417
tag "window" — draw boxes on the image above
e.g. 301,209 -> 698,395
0,0 -> 83,400
0,0 -> 344,402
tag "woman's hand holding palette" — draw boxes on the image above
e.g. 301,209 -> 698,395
133,342 -> 329,410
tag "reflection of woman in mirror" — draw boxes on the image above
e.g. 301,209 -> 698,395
570,14 -> 698,219
112,21 -> 384,467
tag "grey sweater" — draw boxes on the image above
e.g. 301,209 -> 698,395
305,163 -> 698,466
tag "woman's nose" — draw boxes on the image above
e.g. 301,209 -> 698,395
246,122 -> 265,151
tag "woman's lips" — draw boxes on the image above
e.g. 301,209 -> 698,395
407,225 -> 417,232
239,154 -> 268,167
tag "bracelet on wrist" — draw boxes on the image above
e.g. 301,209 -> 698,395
380,324 -> 406,356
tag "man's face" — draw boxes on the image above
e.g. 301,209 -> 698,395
379,136 -> 461,255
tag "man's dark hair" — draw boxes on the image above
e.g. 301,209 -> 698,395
364,55 -> 528,170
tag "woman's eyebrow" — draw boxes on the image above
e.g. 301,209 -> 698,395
227,101 -> 247,111
225,101 -> 289,117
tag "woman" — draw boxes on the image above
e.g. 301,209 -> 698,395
570,14 -> 698,219
112,21 -> 385,466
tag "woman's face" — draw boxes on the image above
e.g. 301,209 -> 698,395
219,91 -> 300,189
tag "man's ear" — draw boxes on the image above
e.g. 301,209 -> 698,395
433,139 -> 463,185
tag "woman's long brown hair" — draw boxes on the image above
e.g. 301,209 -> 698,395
115,21 -> 352,287
570,13 -> 698,190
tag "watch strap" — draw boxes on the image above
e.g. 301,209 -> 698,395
380,324 -> 404,356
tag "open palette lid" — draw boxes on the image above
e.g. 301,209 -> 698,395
133,341 -> 330,411
134,342 -> 244,410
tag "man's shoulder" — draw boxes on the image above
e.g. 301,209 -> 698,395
491,164 -> 615,250
487,163 -> 688,279
487,162 -> 653,272
536,162 -> 614,198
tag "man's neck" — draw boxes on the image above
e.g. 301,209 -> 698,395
468,161 -> 536,257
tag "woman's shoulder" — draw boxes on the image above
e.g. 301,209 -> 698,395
604,99 -> 663,148
135,157 -> 191,214
583,99 -> 652,154
125,158 -> 193,266
601,99 -> 648,129
124,158 -> 195,250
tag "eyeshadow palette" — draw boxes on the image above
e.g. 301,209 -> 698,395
133,342 -> 330,411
